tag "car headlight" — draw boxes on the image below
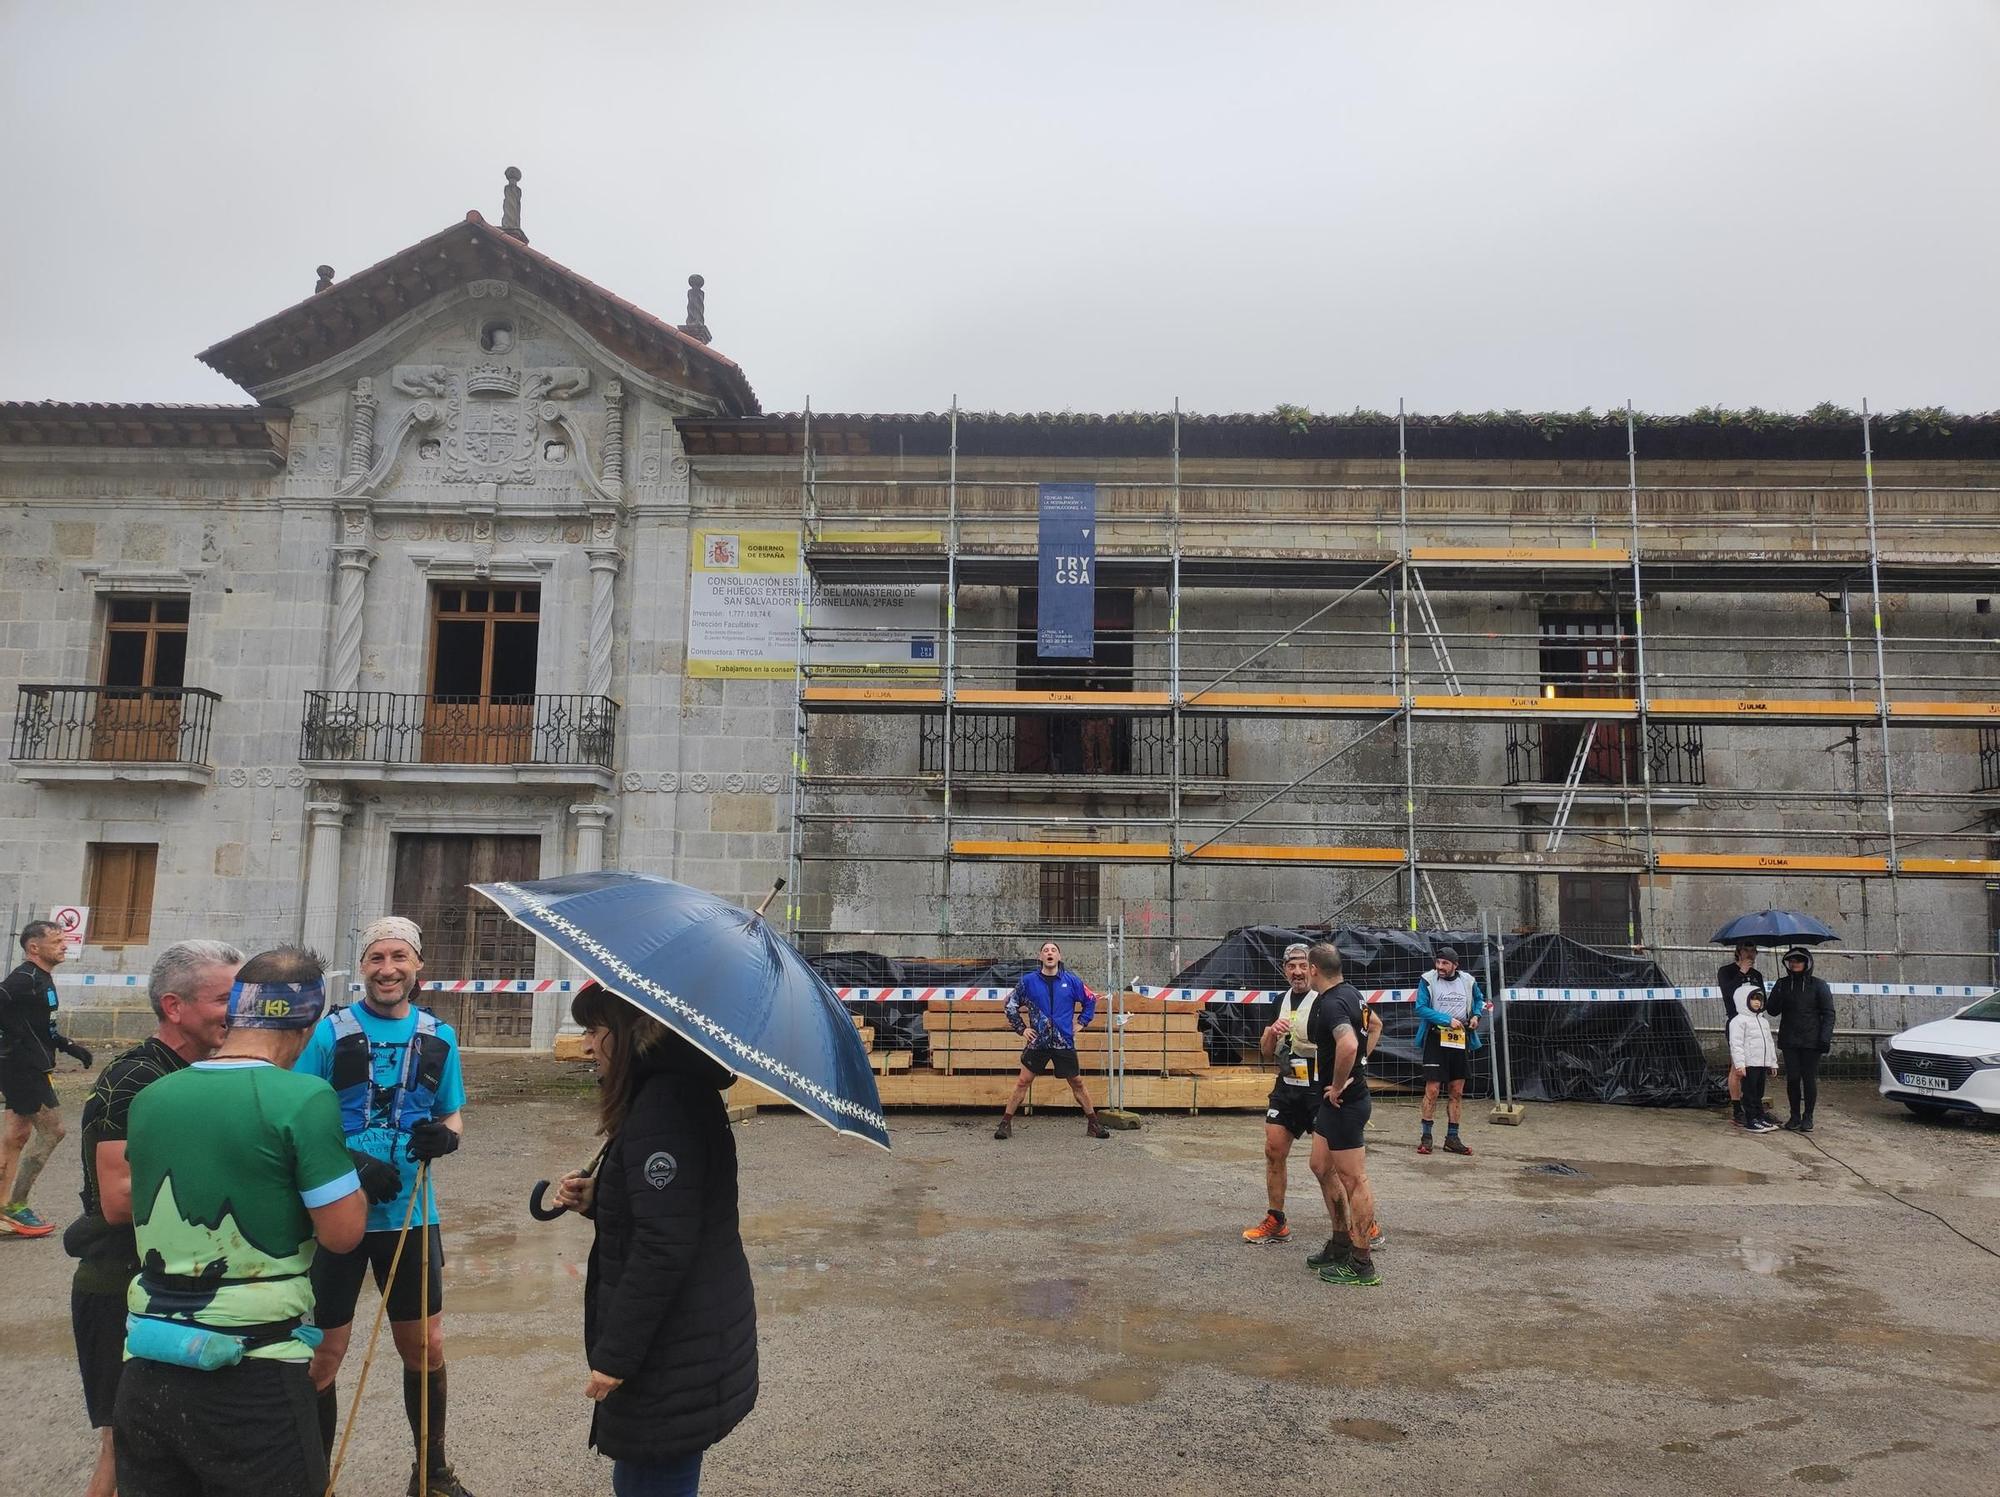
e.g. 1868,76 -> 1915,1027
1978,1053 -> 2000,1066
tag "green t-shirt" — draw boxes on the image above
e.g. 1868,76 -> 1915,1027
126,1060 -> 359,1361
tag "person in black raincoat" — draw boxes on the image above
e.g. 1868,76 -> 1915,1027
554,984 -> 757,1497
1765,946 -> 1836,1132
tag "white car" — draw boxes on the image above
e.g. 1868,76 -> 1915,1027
1878,993 -> 2000,1119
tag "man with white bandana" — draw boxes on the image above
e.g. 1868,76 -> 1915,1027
294,916 -> 474,1497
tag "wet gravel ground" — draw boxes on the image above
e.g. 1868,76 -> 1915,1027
3,1062 -> 1995,1496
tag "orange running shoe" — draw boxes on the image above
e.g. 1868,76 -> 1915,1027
1242,1211 -> 1291,1244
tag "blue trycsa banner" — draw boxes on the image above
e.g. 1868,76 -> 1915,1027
1037,483 -> 1096,658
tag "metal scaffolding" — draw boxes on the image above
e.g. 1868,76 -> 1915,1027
778,403 -> 2000,982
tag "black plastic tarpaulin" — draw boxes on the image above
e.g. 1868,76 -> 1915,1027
1167,925 -> 1714,1108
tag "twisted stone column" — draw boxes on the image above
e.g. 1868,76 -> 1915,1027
602,381 -> 625,490
329,545 -> 376,693
584,546 -> 623,700
345,379 -> 377,481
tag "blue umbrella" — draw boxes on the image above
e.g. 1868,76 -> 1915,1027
472,870 -> 888,1150
1710,909 -> 1840,947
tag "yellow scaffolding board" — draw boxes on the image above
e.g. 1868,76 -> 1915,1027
949,839 -> 1172,861
1650,697 -> 1876,721
1656,852 -> 1890,874
1180,690 -> 1401,712
1898,857 -> 2000,877
1409,545 -> 1630,565
1889,701 -> 2000,721
1183,843 -> 1408,865
800,685 -> 945,707
955,688 -> 1174,709
1414,694 -> 1637,715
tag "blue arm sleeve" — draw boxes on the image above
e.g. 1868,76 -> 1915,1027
1004,982 -> 1025,1034
1077,980 -> 1098,1029
435,1030 -> 468,1115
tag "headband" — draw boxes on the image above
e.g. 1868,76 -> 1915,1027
359,916 -> 424,957
228,979 -> 328,1030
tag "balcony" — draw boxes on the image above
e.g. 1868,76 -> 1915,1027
1981,727 -> 1999,793
1505,720 -> 1705,792
919,712 -> 1228,800
10,685 -> 218,785
300,691 -> 618,789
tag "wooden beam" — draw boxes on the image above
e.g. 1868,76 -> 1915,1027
1889,701 -> 2000,721
1898,857 -> 2000,877
1651,697 -> 1877,721
800,685 -> 944,707
954,688 -> 1172,709
1180,691 -> 1401,712
1414,694 -> 1638,715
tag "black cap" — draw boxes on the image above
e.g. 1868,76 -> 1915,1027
1435,945 -> 1459,962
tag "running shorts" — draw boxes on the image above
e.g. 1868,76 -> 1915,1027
0,1064 -> 56,1116
1312,1089 -> 1372,1152
1421,1030 -> 1472,1085
308,1225 -> 444,1329
1264,1084 -> 1317,1138
1019,1045 -> 1081,1080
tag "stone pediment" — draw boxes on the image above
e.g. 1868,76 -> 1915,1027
198,212 -> 757,417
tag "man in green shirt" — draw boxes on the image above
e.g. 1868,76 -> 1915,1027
69,939 -> 241,1497
116,946 -> 368,1497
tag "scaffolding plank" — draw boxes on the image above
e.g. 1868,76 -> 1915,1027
1656,852 -> 1890,874
1409,545 -> 1630,565
954,688 -> 1173,709
801,685 -> 945,708
1183,842 -> 1408,865
1650,697 -> 1876,721
1898,857 -> 2000,877
949,839 -> 1172,861
1414,694 -> 1638,716
1889,701 -> 2000,721
1181,691 -> 1401,712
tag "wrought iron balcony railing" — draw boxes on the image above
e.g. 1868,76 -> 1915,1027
1981,727 -> 2000,793
919,712 -> 1229,778
301,692 -> 619,768
11,684 -> 219,765
1504,720 -> 1705,788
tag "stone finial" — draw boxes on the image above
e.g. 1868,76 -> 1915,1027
314,265 -> 335,294
679,273 -> 712,344
500,166 -> 528,243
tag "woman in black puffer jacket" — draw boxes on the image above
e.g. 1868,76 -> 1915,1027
555,983 -> 757,1496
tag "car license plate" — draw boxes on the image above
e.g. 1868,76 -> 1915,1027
1902,1072 -> 1951,1092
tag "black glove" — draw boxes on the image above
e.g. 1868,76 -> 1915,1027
61,1039 -> 94,1069
406,1121 -> 461,1162
347,1149 -> 402,1204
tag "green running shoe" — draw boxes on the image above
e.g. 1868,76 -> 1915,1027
1318,1257 -> 1382,1287
1305,1236 -> 1349,1271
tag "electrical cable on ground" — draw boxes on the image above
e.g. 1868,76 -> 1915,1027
1795,1129 -> 1999,1261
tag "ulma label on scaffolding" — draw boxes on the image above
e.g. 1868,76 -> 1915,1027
1037,483 -> 1096,658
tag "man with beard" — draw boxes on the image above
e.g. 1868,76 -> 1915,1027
295,917 -> 473,1497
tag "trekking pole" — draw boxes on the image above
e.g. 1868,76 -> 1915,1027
326,1161 -> 428,1497
419,1163 -> 432,1490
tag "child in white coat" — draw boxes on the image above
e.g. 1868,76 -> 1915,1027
1728,985 -> 1781,1132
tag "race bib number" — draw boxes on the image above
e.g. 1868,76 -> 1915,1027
1283,1055 -> 1312,1087
1439,1023 -> 1468,1050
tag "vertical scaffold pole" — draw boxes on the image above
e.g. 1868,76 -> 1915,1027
942,397 -> 960,941
1626,404 -> 1662,960
1859,401 -> 1905,978
785,401 -> 813,938
1169,400 -> 1183,975
1398,401 -> 1419,931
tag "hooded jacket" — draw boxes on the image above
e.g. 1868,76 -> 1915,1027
1006,967 -> 1095,1047
1414,969 -> 1488,1053
1727,998 -> 1779,1071
1766,948 -> 1836,1053
583,1022 -> 757,1463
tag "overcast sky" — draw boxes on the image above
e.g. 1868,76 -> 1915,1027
3,1 -> 1994,417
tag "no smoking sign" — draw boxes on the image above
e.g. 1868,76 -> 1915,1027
50,905 -> 90,946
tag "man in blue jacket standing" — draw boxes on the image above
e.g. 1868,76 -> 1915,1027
995,941 -> 1111,1140
1414,946 -> 1486,1157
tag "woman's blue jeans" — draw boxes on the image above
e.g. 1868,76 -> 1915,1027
612,1451 -> 702,1497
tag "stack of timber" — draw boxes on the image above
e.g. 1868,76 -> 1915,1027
924,995 -> 1207,1076
852,1014 -> 913,1075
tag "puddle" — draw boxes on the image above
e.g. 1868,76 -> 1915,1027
1661,1440 -> 1704,1454
1790,1464 -> 1850,1485
1731,1242 -> 1838,1285
1333,1418 -> 1406,1444
1518,1158 -> 1773,1188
